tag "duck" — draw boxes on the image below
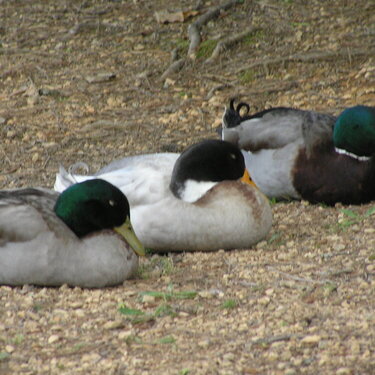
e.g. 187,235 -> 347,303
221,100 -> 375,205
0,179 -> 145,288
333,105 -> 375,157
55,140 -> 272,252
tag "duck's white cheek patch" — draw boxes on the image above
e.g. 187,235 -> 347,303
180,180 -> 217,203
334,147 -> 370,161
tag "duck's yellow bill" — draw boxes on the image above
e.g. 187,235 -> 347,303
241,168 -> 257,188
114,217 -> 146,257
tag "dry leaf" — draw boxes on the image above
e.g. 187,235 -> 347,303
154,9 -> 198,24
155,10 -> 184,24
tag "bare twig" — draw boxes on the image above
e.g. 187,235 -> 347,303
160,58 -> 186,81
0,49 -> 51,57
236,47 -> 375,74
61,22 -> 91,41
251,334 -> 294,346
42,154 -> 51,169
35,65 -> 49,80
234,80 -> 298,96
200,73 -> 233,84
245,333 -> 304,350
319,268 -> 354,278
206,83 -> 232,100
61,21 -> 128,41
0,167 -> 18,175
205,26 -> 261,64
267,266 -> 333,284
236,280 -> 258,287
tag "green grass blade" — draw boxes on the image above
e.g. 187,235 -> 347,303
118,304 -> 145,316
341,209 -> 358,218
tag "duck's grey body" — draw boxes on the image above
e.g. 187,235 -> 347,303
0,188 -> 138,287
222,107 -> 336,199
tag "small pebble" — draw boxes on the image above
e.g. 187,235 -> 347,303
48,335 -> 59,344
301,335 -> 321,346
5,345 -> 15,353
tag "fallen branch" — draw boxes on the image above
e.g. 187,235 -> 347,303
205,26 -> 261,65
160,58 -> 186,81
205,83 -> 233,100
187,0 -> 240,58
236,47 -> 375,74
78,120 -> 153,132
205,79 -> 296,101
161,0 -> 242,80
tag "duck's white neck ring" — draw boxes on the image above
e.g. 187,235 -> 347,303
334,147 -> 370,162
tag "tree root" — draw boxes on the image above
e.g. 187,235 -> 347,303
187,0 -> 240,58
205,84 -> 233,100
160,58 -> 186,81
204,26 -> 261,65
236,47 -> 375,74
160,0 -> 242,80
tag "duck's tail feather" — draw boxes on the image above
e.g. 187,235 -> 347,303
68,161 -> 89,175
54,164 -> 94,192
222,98 -> 252,129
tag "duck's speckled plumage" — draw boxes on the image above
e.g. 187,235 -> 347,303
55,140 -> 272,252
222,101 -> 375,205
0,181 -> 144,288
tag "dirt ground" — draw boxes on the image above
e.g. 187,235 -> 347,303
0,0 -> 374,374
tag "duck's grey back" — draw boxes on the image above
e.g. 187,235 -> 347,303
0,188 -> 73,243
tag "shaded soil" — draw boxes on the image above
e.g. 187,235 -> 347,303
0,0 -> 374,374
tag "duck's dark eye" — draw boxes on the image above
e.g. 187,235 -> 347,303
353,124 -> 360,130
108,200 -> 115,207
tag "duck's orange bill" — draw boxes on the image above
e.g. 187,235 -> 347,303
241,168 -> 257,188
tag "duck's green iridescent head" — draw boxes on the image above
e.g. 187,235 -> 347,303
54,179 -> 145,256
333,105 -> 375,157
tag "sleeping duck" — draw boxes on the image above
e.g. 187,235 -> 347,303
55,140 -> 272,252
0,179 -> 145,288
221,101 -> 375,205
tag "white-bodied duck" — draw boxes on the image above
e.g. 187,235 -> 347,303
55,140 -> 272,252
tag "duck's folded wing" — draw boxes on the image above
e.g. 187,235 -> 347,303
301,111 -> 336,153
0,189 -> 60,243
222,108 -> 306,151
55,153 -> 180,207
223,108 -> 336,152
98,153 -> 179,206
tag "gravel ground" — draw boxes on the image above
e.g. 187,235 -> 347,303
0,0 -> 374,374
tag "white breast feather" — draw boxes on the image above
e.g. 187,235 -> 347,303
180,180 -> 217,202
